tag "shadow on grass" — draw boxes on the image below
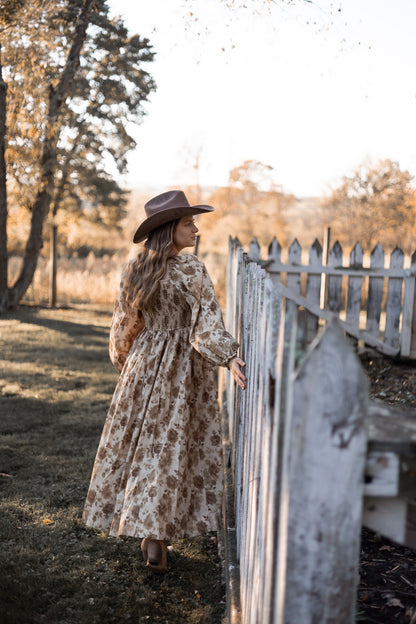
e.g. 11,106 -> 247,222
1,306 -> 110,340
0,393 -> 106,509
0,342 -> 112,378
0,308 -> 224,623
0,393 -> 106,439
0,504 -> 224,624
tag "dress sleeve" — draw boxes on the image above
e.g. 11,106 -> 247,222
109,265 -> 145,373
186,258 -> 239,367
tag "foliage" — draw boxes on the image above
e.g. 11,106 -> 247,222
0,0 -> 156,310
201,159 -> 293,252
321,159 -> 416,252
4,0 -> 155,228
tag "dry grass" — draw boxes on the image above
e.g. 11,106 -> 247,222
0,306 -> 225,624
7,249 -> 230,309
8,255 -> 126,306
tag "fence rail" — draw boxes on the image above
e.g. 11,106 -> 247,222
220,237 -> 416,624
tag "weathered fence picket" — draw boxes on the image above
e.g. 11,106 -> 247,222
384,247 -> 404,348
286,239 -> 301,295
366,243 -> 384,339
220,237 -> 416,624
401,251 -> 416,356
327,240 -> 343,313
346,242 -> 363,328
267,237 -> 281,287
305,239 -> 322,343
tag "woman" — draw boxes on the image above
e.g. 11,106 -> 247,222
83,190 -> 246,572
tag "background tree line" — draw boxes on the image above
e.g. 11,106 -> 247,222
5,151 -> 416,308
194,157 -> 416,257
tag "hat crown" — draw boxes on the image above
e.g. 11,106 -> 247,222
145,190 -> 191,218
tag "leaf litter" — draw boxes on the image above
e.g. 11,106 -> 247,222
358,352 -> 416,624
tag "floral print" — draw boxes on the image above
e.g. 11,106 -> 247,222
83,254 -> 239,540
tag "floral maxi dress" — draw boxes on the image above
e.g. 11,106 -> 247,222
82,254 -> 239,541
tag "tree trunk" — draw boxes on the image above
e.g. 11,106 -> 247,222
48,140 -> 78,307
0,44 -> 8,310
5,0 -> 95,310
49,223 -> 57,307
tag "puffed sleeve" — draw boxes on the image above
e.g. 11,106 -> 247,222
109,263 -> 145,373
183,256 -> 239,367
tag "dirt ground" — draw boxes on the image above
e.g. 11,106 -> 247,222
0,306 -> 224,624
357,353 -> 416,624
1,306 -> 416,623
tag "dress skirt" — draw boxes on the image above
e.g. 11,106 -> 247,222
83,254 -> 239,540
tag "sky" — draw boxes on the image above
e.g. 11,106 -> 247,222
108,0 -> 416,198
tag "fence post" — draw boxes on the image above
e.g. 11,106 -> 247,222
276,320 -> 368,624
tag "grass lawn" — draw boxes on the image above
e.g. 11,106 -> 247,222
0,305 -> 224,624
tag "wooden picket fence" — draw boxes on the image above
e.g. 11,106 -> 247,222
219,237 -> 416,624
245,235 -> 416,358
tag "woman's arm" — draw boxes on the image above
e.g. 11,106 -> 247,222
109,267 -> 145,373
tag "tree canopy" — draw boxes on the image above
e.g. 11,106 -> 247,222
321,159 -> 416,252
5,0 -> 155,230
0,0 -> 156,309
199,159 -> 292,251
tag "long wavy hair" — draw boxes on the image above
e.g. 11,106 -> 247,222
124,219 -> 180,310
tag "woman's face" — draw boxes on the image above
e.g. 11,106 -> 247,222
173,216 -> 199,252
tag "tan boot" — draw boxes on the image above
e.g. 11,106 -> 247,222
140,538 -> 149,562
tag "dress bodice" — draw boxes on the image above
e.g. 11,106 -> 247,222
141,271 -> 192,331
109,254 -> 239,372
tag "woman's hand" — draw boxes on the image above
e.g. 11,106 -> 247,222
228,357 -> 246,390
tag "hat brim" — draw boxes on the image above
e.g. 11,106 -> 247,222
133,204 -> 214,244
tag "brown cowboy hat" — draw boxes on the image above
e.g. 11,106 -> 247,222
133,190 -> 215,244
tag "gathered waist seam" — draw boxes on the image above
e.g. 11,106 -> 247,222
142,326 -> 190,333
